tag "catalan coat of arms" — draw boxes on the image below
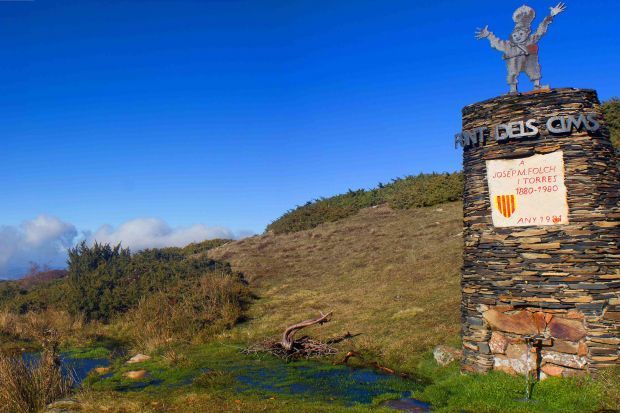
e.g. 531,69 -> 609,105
495,194 -> 517,218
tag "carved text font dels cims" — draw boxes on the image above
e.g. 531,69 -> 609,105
455,112 -> 600,148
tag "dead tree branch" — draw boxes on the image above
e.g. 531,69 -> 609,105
243,311 -> 336,360
281,311 -> 332,351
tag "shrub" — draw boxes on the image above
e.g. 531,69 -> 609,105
124,271 -> 250,351
602,98 -> 620,150
65,241 -> 237,323
267,172 -> 463,234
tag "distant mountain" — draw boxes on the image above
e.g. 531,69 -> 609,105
17,269 -> 68,290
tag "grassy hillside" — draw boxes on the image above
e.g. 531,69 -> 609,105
266,172 -> 463,234
211,202 -> 463,370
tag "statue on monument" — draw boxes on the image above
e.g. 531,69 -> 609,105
475,3 -> 567,94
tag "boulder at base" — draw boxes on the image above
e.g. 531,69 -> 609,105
127,354 -> 151,364
433,345 -> 462,366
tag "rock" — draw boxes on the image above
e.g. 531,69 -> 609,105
541,363 -> 564,377
94,366 -> 111,374
565,310 -> 584,320
549,339 -> 579,354
489,332 -> 508,354
124,370 -> 148,379
560,367 -> 585,377
532,312 -> 549,332
520,253 -> 552,259
44,398 -> 80,412
381,398 -> 432,412
560,296 -> 592,303
483,309 -> 539,335
548,317 -> 586,341
493,363 -> 518,375
493,353 -> 533,375
127,353 -> 151,364
433,345 -> 462,366
603,311 -> 620,321
542,351 -> 587,369
505,343 -> 528,360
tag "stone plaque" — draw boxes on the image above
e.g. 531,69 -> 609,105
486,151 -> 568,227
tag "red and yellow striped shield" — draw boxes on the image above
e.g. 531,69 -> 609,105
495,194 -> 517,218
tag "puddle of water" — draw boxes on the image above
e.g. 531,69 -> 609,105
227,361 -> 419,405
24,349 -> 431,410
382,397 -> 432,412
22,353 -> 109,385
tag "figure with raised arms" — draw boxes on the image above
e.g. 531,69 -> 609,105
475,3 -> 566,94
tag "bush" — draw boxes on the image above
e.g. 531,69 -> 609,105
602,98 -> 620,150
267,172 -> 463,234
125,271 -> 250,351
64,241 -> 237,323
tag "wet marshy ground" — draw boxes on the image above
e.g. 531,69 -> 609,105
24,344 -> 431,410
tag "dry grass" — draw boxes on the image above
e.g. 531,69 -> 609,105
0,350 -> 73,413
210,202 -> 463,370
0,309 -> 85,345
121,271 -> 249,352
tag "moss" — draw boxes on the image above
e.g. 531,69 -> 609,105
62,346 -> 110,359
193,370 -> 236,389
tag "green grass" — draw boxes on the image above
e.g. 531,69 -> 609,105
62,346 -> 110,359
411,355 -> 620,413
76,342 -> 416,412
71,342 -> 620,413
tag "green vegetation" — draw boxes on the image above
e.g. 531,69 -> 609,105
266,172 -> 463,234
0,276 -> 69,315
602,98 -> 620,149
413,356 -> 620,413
0,239 -> 232,318
78,342 -> 413,412
66,241 -> 238,322
0,238 -> 246,353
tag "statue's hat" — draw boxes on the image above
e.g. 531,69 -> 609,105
512,5 -> 536,28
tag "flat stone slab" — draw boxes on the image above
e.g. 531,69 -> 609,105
382,398 -> 431,412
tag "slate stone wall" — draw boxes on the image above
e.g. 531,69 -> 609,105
460,88 -> 619,377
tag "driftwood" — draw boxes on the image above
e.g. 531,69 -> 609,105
243,311 -> 336,360
281,311 -> 332,351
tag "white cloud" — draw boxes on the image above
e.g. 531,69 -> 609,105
0,216 -> 77,279
87,218 -> 249,251
0,216 -> 253,279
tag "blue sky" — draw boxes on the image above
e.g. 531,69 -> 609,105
0,0 -> 618,277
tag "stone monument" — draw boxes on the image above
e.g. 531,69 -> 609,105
456,4 -> 619,379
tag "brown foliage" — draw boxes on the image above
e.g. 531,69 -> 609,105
124,271 -> 249,352
0,332 -> 73,413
